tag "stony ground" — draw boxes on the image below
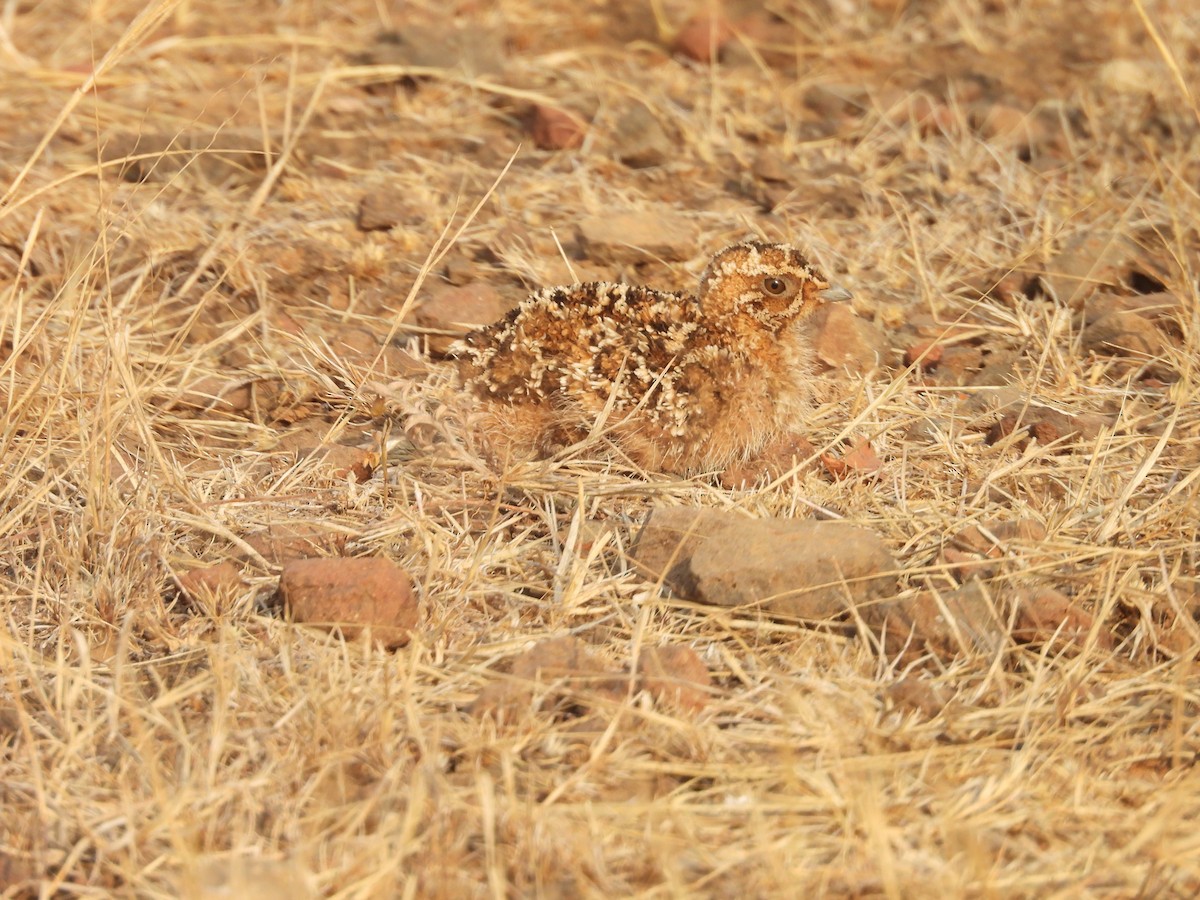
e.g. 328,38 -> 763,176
2,0 -> 1200,896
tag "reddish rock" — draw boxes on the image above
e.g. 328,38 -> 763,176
1038,232 -> 1140,308
866,581 -> 1007,660
357,187 -> 409,231
1013,587 -> 1112,651
414,282 -> 512,356
904,340 -> 943,370
1081,310 -> 1169,361
576,211 -> 698,263
531,105 -> 586,150
280,557 -> 418,649
177,562 -> 246,608
672,13 -> 734,63
636,645 -> 711,711
243,524 -> 349,565
299,444 -> 378,483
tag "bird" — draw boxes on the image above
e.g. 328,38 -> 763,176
449,240 -> 850,474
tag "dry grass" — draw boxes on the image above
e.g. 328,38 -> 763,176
2,0 -> 1200,896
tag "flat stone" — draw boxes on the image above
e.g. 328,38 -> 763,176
576,211 -> 698,263
280,557 -> 418,649
632,508 -> 897,619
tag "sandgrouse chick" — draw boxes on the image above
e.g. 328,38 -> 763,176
451,241 -> 848,474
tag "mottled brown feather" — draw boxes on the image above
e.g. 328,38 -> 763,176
450,241 -> 834,473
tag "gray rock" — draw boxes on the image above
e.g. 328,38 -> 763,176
631,508 -> 897,619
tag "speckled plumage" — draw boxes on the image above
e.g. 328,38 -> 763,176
450,241 -> 841,473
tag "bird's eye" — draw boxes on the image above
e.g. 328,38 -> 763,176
762,276 -> 788,296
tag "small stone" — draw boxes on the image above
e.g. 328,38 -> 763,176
613,102 -> 674,168
357,187 -> 408,231
576,211 -> 698,263
803,83 -> 870,119
904,340 -> 943,370
166,376 -> 254,414
531,105 -> 586,150
242,524 -> 349,565
1081,310 -> 1169,361
866,581 -> 1007,660
177,562 -> 246,608
358,26 -> 506,77
1039,232 -> 1140,308
414,282 -> 513,356
470,636 -> 624,724
632,508 -> 898,619
672,13 -> 734,63
1098,59 -> 1159,96
884,674 -> 950,719
636,645 -> 711,712
280,557 -> 418,649
813,304 -> 889,375
299,444 -> 378,483
1013,587 -> 1111,651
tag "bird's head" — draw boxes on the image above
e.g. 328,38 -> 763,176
697,241 -> 850,331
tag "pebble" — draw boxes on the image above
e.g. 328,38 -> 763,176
279,557 -> 418,649
575,210 -> 699,263
414,282 -> 513,356
531,105 -> 587,150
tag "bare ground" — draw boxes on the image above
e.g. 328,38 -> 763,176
2,0 -> 1200,896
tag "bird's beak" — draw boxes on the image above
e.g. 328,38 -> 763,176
819,285 -> 853,303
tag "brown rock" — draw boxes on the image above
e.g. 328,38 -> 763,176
576,211 -> 698,263
1038,232 -> 1140,307
177,562 -> 246,609
1082,291 -> 1182,328
242,524 -> 349,565
904,340 -> 943,370
1081,310 -> 1169,361
531,105 -> 586,150
357,186 -> 409,231
934,346 -> 983,385
939,518 -> 1048,582
612,102 -> 674,169
632,508 -> 898,619
166,375 -> 254,414
672,13 -> 734,63
470,637 -> 624,723
299,444 -> 378,483
358,26 -> 506,77
1013,587 -> 1112,651
803,83 -> 870,119
414,282 -> 512,356
884,674 -> 950,719
866,581 -> 1007,660
636,645 -> 711,712
812,304 -> 889,375
280,557 -> 418,649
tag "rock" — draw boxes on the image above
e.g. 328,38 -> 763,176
576,211 -> 698,263
803,83 -> 870,119
166,375 -> 254,414
530,105 -> 587,150
636,645 -> 711,711
1012,587 -> 1112,651
1098,59 -> 1159,96
279,557 -> 418,649
812,304 -> 890,375
242,524 -> 349,565
357,187 -> 408,231
939,518 -> 1048,581
632,508 -> 898,619
672,13 -> 734,63
358,26 -> 506,77
612,102 -> 674,168
933,346 -> 982,385
904,340 -> 943,371
1081,310 -> 1169,362
298,444 -> 378,483
719,433 -> 816,488
177,562 -> 246,606
414,282 -> 512,356
1082,291 -> 1182,328
470,636 -> 623,724
866,580 -> 1007,660
1038,232 -> 1140,307
883,674 -> 951,719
